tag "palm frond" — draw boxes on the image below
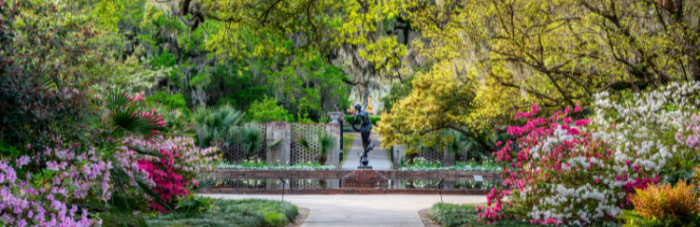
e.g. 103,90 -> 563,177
239,126 -> 263,159
266,139 -> 282,149
105,89 -> 131,110
318,131 -> 337,157
134,175 -> 172,211
298,137 -> 311,151
130,147 -> 165,158
110,166 -> 131,194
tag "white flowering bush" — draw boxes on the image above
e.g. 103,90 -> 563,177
481,82 -> 700,226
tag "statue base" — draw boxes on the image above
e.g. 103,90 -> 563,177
357,166 -> 373,170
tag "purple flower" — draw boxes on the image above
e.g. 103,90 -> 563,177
46,161 -> 59,171
16,155 -> 29,169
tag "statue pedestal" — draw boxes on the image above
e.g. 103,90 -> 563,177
357,166 -> 373,170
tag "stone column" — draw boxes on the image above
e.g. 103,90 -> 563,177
395,145 -> 407,169
266,121 -> 291,165
443,150 -> 455,167
325,123 -> 341,169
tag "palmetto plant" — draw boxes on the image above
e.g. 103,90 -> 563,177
192,105 -> 245,148
299,130 -> 337,165
105,90 -> 165,140
235,125 -> 282,161
95,90 -> 171,226
445,129 -> 490,163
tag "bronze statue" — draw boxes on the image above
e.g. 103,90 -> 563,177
351,102 -> 373,167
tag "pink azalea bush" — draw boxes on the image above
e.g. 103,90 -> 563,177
0,147 -> 111,227
118,136 -> 217,211
481,82 -> 700,226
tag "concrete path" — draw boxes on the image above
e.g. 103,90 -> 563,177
203,194 -> 486,227
341,132 -> 391,170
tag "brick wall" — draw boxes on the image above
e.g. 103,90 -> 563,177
210,169 -> 501,181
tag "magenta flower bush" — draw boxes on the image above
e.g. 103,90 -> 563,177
481,82 -> 700,226
120,136 -> 216,211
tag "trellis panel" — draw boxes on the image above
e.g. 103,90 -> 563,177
221,123 -> 268,163
290,123 -> 326,165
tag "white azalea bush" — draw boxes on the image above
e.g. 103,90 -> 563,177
480,83 -> 700,226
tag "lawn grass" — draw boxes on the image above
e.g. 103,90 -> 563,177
429,203 -> 539,227
341,133 -> 355,166
146,198 -> 298,227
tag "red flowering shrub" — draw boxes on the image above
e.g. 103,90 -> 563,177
137,149 -> 189,212
120,136 -> 216,212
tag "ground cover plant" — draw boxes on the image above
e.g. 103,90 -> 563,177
146,198 -> 298,227
429,203 -> 538,227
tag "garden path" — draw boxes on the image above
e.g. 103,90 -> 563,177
203,194 -> 486,227
341,132 -> 391,170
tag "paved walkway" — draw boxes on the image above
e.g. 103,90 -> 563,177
341,132 -> 391,170
203,194 -> 486,227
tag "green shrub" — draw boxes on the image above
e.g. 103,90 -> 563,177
147,91 -> 188,112
147,198 -> 298,227
344,115 -> 381,126
264,211 -> 287,226
428,203 -> 538,227
248,96 -> 290,123
174,195 -> 216,216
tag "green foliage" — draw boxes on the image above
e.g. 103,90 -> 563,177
247,96 -> 289,123
444,129 -> 498,163
299,130 -> 337,165
428,203 -> 538,227
0,142 -> 20,159
147,91 -> 188,112
0,0 -> 99,150
192,105 -> 245,148
264,211 -> 287,226
236,126 -> 264,161
382,75 -> 415,113
146,199 -> 298,227
345,115 -> 381,126
175,195 -> 216,216
106,90 -> 166,140
213,63 -> 269,110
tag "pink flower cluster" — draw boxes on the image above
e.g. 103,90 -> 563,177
118,136 -> 216,211
0,147 -> 111,226
481,102 -> 663,225
137,149 -> 189,213
477,188 -> 509,222
124,91 -> 144,102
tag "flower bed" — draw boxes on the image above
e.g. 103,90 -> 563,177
400,159 -> 501,172
216,161 -> 336,170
